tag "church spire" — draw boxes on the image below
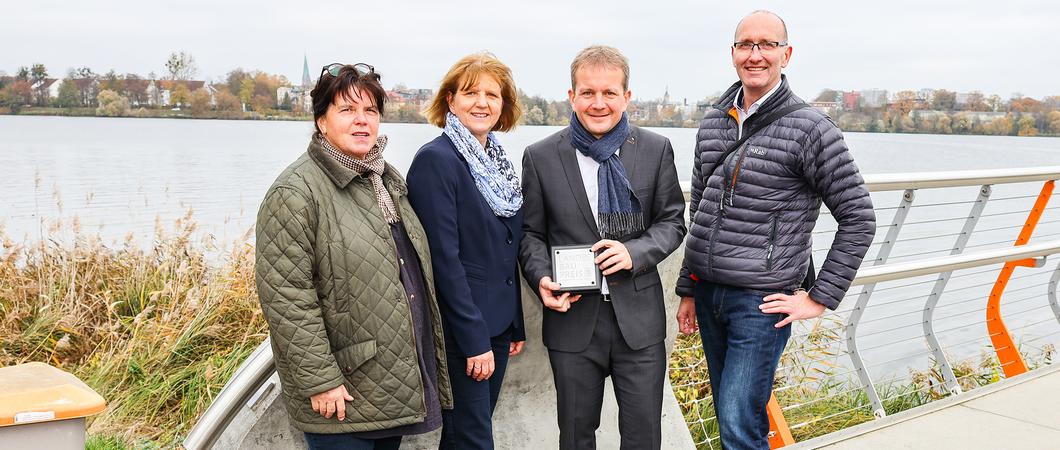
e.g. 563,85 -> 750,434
302,54 -> 311,88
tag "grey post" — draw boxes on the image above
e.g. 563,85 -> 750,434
846,189 -> 915,418
921,184 -> 991,396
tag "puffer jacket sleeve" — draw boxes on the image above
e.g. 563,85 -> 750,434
255,185 -> 345,398
676,134 -> 705,298
800,118 -> 876,310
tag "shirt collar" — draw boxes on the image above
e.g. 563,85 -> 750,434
734,79 -> 783,118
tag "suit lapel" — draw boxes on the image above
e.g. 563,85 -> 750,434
557,131 -> 602,238
619,127 -> 639,187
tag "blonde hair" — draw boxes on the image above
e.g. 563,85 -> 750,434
570,45 -> 630,91
424,52 -> 522,132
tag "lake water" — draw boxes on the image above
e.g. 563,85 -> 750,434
3,115 -> 1060,379
5,115 -> 1060,244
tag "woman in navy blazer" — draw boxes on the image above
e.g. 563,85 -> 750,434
406,53 -> 525,450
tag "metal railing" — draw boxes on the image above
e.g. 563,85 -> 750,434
186,167 -> 1060,450
671,166 -> 1060,449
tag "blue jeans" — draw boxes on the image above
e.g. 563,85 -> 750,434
303,433 -> 401,450
693,281 -> 792,450
439,330 -> 512,450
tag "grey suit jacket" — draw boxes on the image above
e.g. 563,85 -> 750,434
519,125 -> 686,352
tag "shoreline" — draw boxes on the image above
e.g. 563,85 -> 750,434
4,108 -> 1058,137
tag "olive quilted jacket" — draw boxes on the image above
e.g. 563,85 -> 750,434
255,138 -> 452,433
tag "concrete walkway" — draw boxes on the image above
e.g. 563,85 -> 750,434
791,363 -> 1060,449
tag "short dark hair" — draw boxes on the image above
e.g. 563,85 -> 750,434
310,65 -> 386,134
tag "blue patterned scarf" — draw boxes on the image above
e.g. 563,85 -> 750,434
443,112 -> 522,217
569,112 -> 643,238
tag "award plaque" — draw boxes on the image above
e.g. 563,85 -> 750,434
551,245 -> 601,292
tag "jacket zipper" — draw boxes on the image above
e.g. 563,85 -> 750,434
711,115 -> 739,275
766,215 -> 778,270
727,145 -> 750,208
706,214 -> 721,277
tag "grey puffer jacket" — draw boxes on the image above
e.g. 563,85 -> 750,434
676,76 -> 875,309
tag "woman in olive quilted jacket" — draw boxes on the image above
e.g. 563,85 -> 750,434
255,63 -> 452,450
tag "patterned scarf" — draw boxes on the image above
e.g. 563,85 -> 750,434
569,111 -> 643,238
443,112 -> 522,217
318,133 -> 401,224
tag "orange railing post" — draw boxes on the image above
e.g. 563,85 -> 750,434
767,393 -> 795,448
986,180 -> 1054,378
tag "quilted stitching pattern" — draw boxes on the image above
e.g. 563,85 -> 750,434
256,145 -> 451,433
679,80 -> 876,309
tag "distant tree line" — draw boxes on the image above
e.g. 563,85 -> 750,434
0,52 -> 295,119
816,89 -> 1060,136
5,55 -> 1059,136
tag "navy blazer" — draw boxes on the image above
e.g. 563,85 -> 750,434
407,134 -> 525,358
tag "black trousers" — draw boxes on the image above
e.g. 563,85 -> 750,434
439,329 -> 512,450
547,298 -> 666,450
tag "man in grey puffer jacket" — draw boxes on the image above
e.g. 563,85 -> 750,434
675,10 -> 875,450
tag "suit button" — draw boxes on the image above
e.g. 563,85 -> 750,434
506,237 -> 513,244
506,278 -> 514,286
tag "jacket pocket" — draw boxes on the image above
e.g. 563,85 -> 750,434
463,261 -> 487,281
333,340 -> 377,375
633,268 -> 661,291
766,215 -> 778,271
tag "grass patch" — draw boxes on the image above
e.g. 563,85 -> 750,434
0,213 -> 267,447
669,317 -> 1056,448
86,434 -> 130,450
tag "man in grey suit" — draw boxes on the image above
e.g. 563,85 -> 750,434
519,45 -> 686,450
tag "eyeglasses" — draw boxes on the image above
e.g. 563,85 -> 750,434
320,63 -> 375,79
732,41 -> 788,53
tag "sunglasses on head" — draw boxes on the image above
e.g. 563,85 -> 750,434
320,63 -> 375,79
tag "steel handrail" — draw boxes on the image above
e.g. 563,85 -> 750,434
678,166 -> 1060,197
851,240 -> 1060,286
183,339 -> 275,450
192,167 -> 1060,449
185,240 -> 1060,450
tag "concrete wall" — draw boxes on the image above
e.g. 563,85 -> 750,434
216,247 -> 693,449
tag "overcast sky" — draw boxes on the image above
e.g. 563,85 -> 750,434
5,0 -> 1058,102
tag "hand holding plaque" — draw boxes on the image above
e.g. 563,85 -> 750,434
551,245 -> 602,292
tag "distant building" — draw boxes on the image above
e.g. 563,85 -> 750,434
0,76 -> 59,105
678,100 -> 698,121
810,101 -> 839,116
859,89 -> 888,108
145,79 -> 211,107
276,55 -> 312,113
917,88 -> 935,102
629,103 -> 648,121
387,86 -> 433,105
842,91 -> 861,110
73,78 -> 100,106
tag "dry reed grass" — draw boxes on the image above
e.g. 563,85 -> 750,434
0,212 -> 267,448
669,314 -> 1057,448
